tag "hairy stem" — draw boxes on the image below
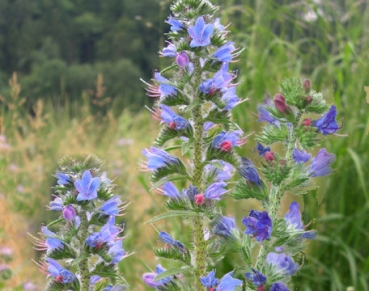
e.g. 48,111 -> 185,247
78,210 -> 90,291
191,59 -> 207,290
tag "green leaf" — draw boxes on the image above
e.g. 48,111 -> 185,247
230,180 -> 267,201
154,266 -> 193,281
154,247 -> 191,265
256,123 -> 289,145
145,210 -> 199,224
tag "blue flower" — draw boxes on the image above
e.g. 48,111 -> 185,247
313,105 -> 340,135
200,270 -> 218,288
244,269 -> 267,287
188,16 -> 214,47
63,205 -> 76,221
213,216 -> 236,237
292,148 -> 311,164
142,146 -> 179,171
99,196 -> 123,216
160,104 -> 189,130
200,63 -> 233,94
242,210 -> 272,242
158,231 -> 185,253
221,87 -> 239,110
176,51 -> 189,67
155,72 -> 177,98
166,16 -> 184,31
41,226 -> 64,252
216,272 -> 243,290
255,142 -> 271,156
86,216 -> 120,248
47,258 -> 75,284
55,172 -> 71,185
159,182 -> 182,200
266,252 -> 299,276
238,158 -> 261,187
49,197 -> 63,211
204,161 -> 234,182
310,148 -> 336,177
257,104 -> 280,126
182,185 -> 199,200
74,170 -> 100,201
284,202 -> 316,239
204,181 -> 227,200
211,130 -> 243,152
142,264 -> 172,288
213,42 -> 236,62
270,282 -> 290,291
161,43 -> 176,57
108,240 -> 126,264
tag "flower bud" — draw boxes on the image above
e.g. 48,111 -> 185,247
303,79 -> 311,92
220,141 -> 232,152
176,52 -> 189,67
194,193 -> 205,205
304,95 -> 312,106
63,205 -> 76,221
265,151 -> 275,162
273,94 -> 289,114
303,118 -> 312,126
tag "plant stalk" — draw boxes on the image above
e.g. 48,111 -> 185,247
78,210 -> 90,291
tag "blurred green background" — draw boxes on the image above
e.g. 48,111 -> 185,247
0,0 -> 368,290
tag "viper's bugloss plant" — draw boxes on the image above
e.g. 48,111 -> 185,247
34,155 -> 129,291
140,0 -> 340,290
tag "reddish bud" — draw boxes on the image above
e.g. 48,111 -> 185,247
265,151 -> 275,162
257,286 -> 266,291
305,95 -> 312,105
303,118 -> 312,126
169,122 -> 177,129
194,193 -> 205,205
303,79 -> 311,92
220,141 -> 232,152
273,94 -> 289,114
280,159 -> 286,165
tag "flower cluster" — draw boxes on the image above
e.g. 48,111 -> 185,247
35,155 -> 128,291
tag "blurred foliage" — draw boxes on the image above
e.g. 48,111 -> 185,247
0,0 -> 368,290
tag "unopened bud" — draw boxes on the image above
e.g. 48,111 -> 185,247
273,94 -> 289,114
176,52 -> 189,68
220,141 -> 232,152
305,95 -> 312,105
303,118 -> 312,126
303,79 -> 311,92
265,151 -> 275,162
63,205 -> 76,221
194,193 -> 205,205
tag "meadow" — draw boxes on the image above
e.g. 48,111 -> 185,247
0,0 -> 368,290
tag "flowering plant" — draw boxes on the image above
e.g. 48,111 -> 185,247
140,0 -> 340,290
34,155 -> 129,291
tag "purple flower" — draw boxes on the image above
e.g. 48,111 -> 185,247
182,185 -> 199,200
41,226 -> 64,252
200,270 -> 218,288
313,105 -> 340,135
204,181 -> 227,200
99,196 -> 124,216
214,216 -> 236,237
214,18 -> 225,31
74,170 -> 100,201
63,205 -> 76,221
255,143 -> 271,156
188,16 -> 214,47
155,72 -> 177,98
310,148 -> 336,177
158,231 -> 185,253
284,202 -> 316,239
292,148 -> 311,164
257,104 -> 280,126
166,16 -> 183,31
199,63 -> 233,94
90,275 -> 102,285
49,197 -> 63,211
204,161 -> 234,182
108,240 -> 126,264
242,210 -> 272,242
244,269 -> 266,287
221,87 -> 239,110
161,43 -> 176,57
213,42 -> 236,62
142,264 -> 172,288
266,252 -> 299,276
176,51 -> 189,67
46,258 -> 75,284
55,172 -> 70,185
160,104 -> 189,130
142,146 -> 179,171
211,130 -> 243,152
238,158 -> 261,187
270,282 -> 290,291
159,182 -> 182,200
216,272 -> 243,290
86,216 -> 120,248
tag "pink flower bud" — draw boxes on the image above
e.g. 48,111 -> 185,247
176,52 -> 189,67
194,193 -> 205,205
265,151 -> 275,162
305,95 -> 312,105
303,118 -> 312,126
273,94 -> 289,114
63,205 -> 76,221
303,79 -> 311,92
220,141 -> 232,151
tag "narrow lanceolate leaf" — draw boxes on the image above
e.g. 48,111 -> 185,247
160,92 -> 190,106
230,180 -> 267,201
145,210 -> 200,224
151,160 -> 188,183
255,123 -> 289,145
154,125 -> 193,147
154,266 -> 193,282
206,147 -> 240,168
154,248 -> 191,265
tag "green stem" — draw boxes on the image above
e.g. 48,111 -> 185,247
255,112 -> 302,269
78,210 -> 90,291
191,59 -> 207,290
